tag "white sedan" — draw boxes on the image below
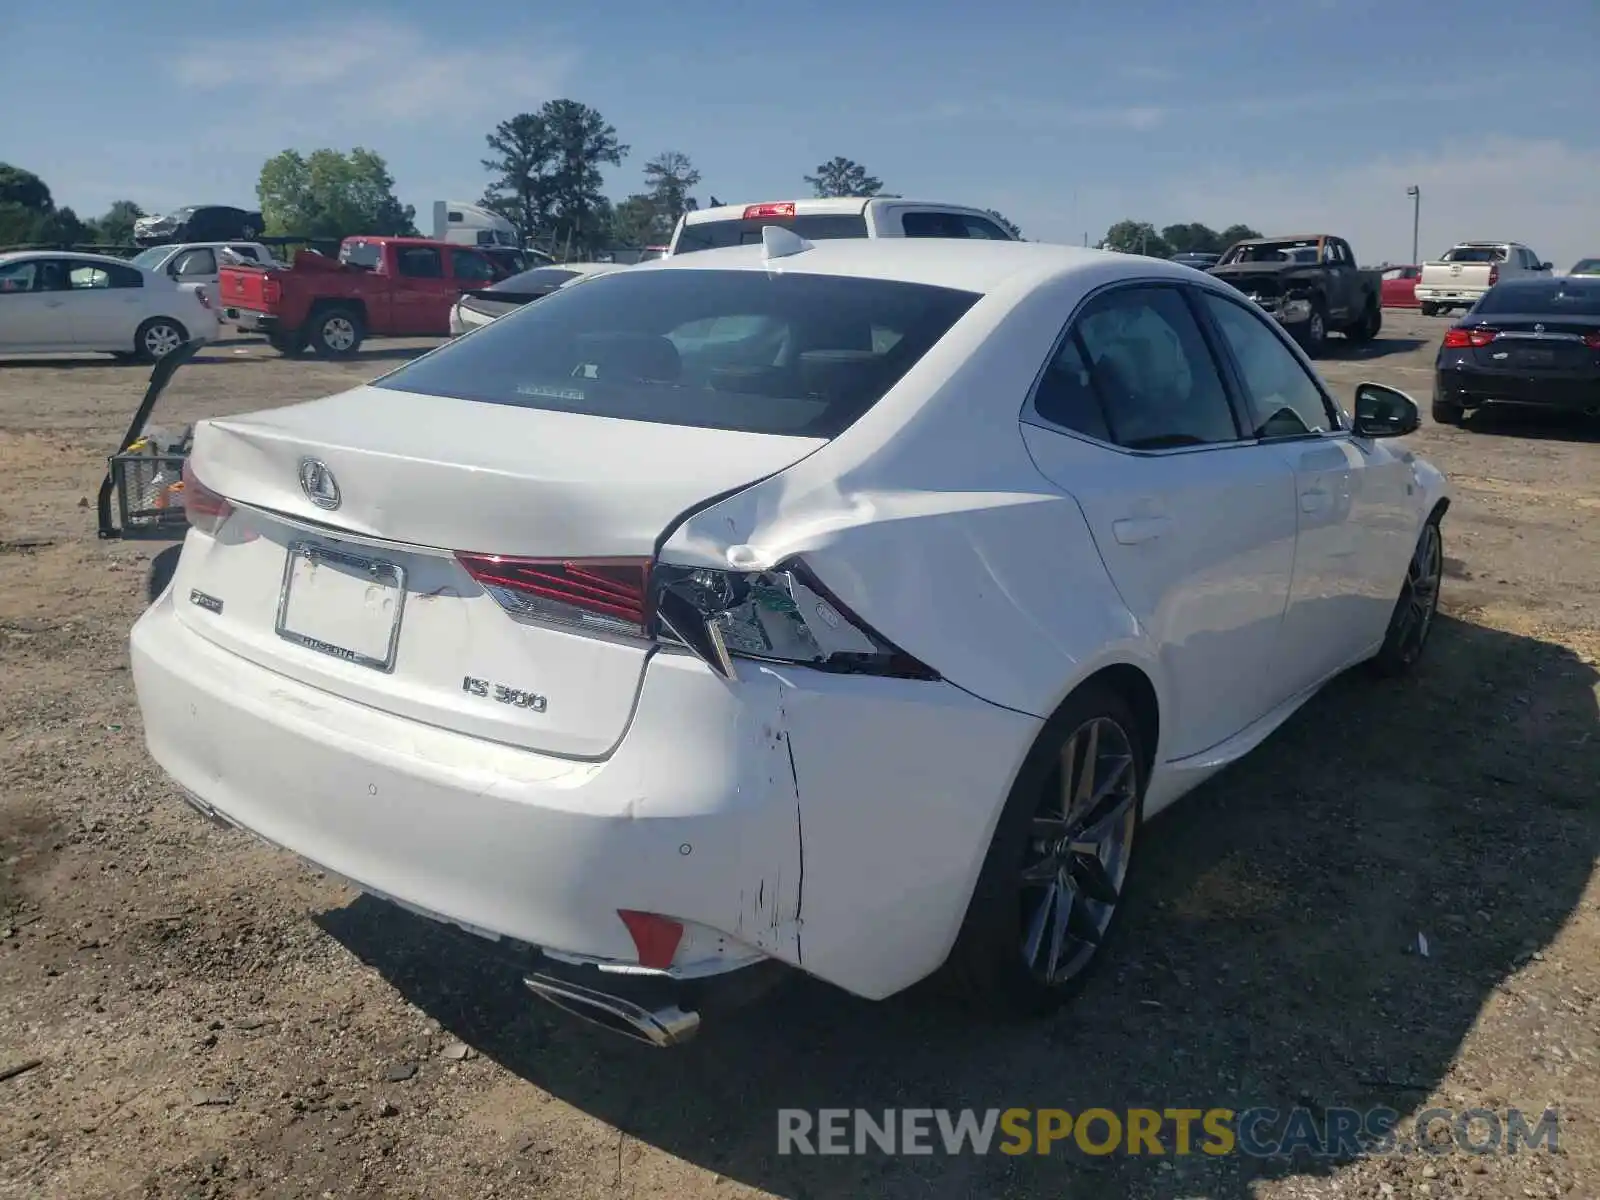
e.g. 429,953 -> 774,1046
0,251 -> 219,361
129,233 -> 1449,1044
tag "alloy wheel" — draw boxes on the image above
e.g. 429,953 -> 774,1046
1020,716 -> 1139,986
1392,523 -> 1443,664
322,316 -> 357,352
144,322 -> 183,359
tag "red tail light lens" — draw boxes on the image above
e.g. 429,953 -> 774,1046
179,460 -> 233,534
1443,327 -> 1497,349
263,277 -> 281,305
1487,265 -> 1500,286
743,202 -> 797,220
1582,330 -> 1600,350
456,555 -> 652,637
652,558 -> 939,681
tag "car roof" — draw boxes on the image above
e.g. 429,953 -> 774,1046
0,249 -> 145,269
633,237 -> 1180,295
683,197 -> 992,223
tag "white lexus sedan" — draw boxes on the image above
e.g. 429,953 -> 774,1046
0,250 -> 219,361
130,233 -> 1449,1045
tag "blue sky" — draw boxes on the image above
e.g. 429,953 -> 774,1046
7,0 -> 1598,265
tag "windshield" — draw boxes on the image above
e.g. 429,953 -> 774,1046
131,248 -> 170,269
1221,240 -> 1320,265
375,268 -> 980,438
673,213 -> 870,254
1473,280 -> 1600,316
1571,259 -> 1600,275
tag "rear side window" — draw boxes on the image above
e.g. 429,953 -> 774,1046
900,211 -> 1012,240
374,269 -> 980,438
673,214 -> 869,254
397,248 -> 443,278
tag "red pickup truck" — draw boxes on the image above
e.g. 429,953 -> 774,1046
220,236 -> 501,357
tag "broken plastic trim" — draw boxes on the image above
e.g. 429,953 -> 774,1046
652,557 -> 940,682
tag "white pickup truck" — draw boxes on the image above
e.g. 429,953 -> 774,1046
1417,241 -> 1552,315
128,241 -> 280,314
668,198 -> 1018,255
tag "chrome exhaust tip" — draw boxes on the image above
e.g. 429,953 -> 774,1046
523,971 -> 701,1048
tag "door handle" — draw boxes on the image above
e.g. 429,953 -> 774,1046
1112,515 -> 1172,545
44,299 -> 65,308
1300,487 -> 1330,513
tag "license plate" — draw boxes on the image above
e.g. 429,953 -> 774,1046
274,541 -> 406,672
1518,348 -> 1556,366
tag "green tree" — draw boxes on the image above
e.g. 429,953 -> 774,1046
0,163 -> 56,244
482,112 -> 554,241
609,194 -> 660,248
986,209 -> 1024,239
804,156 -> 883,198
257,148 -> 415,241
90,200 -> 145,246
642,150 -> 700,232
1161,222 -> 1223,254
1101,220 -> 1170,257
1218,223 -> 1263,249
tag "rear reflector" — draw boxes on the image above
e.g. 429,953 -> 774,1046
456,554 -> 652,638
617,911 -> 685,970
743,202 -> 797,220
1442,327 -> 1497,349
179,460 -> 233,534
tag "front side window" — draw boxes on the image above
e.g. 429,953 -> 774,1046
1061,286 -> 1240,450
69,265 -> 113,289
173,248 -> 217,276
1200,291 -> 1336,438
374,269 -> 980,438
450,249 -> 496,282
0,260 -> 39,292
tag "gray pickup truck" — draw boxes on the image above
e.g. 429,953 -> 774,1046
1207,234 -> 1383,357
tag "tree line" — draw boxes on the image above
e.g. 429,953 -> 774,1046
5,106 -> 1260,259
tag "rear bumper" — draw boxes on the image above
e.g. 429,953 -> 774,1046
1416,287 -> 1485,305
130,591 -> 1038,1000
230,308 -> 280,333
1435,367 -> 1600,411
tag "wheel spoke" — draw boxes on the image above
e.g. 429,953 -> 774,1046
1069,721 -> 1100,814
1030,817 -> 1071,840
1022,881 -> 1056,966
1020,857 -> 1059,885
1069,849 -> 1121,905
1069,789 -> 1137,854
1044,872 -> 1075,978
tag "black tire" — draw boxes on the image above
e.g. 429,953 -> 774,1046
1296,300 -> 1328,357
1431,398 -> 1464,426
1369,517 -> 1444,678
308,307 -> 364,358
1420,302 -> 1439,317
939,680 -> 1149,1017
133,317 -> 188,364
267,331 -> 306,357
1346,301 -> 1382,344
147,543 -> 183,604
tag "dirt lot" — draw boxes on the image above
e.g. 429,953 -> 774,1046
1,311 -> 1597,1199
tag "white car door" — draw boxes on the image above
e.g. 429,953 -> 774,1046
0,259 -> 74,350
171,246 -> 221,307
1020,282 -> 1300,760
62,260 -> 150,349
1196,288 -> 1411,693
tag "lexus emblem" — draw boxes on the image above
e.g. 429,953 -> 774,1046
1534,323 -> 1545,334
298,458 -> 341,510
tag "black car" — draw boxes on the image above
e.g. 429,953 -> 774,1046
133,205 -> 264,247
1168,252 -> 1219,270
1433,276 -> 1600,425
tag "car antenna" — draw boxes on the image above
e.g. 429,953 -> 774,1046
761,224 -> 813,264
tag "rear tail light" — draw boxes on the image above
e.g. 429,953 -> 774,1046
651,559 -> 939,681
1487,265 -> 1500,286
263,277 -> 281,305
743,202 -> 797,220
180,460 -> 233,534
455,554 -> 652,638
1583,331 -> 1600,350
1442,327 -> 1497,348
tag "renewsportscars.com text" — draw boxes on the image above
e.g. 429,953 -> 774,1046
776,1107 -> 1559,1158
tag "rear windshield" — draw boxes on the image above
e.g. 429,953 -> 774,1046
375,268 -> 980,438
673,214 -> 869,254
1473,281 -> 1600,316
491,266 -> 578,292
1442,246 -> 1505,263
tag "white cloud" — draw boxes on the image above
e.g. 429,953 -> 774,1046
171,18 -> 575,139
1019,138 -> 1600,271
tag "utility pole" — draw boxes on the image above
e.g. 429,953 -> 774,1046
1405,185 -> 1420,265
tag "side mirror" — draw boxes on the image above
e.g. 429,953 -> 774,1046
1539,262 -> 1554,272
1352,382 -> 1420,438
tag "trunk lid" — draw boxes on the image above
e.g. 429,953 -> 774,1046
176,384 -> 824,758
1421,261 -> 1494,292
220,264 -> 276,313
1462,316 -> 1600,372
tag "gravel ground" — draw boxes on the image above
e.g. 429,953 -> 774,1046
1,311 -> 1596,1199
